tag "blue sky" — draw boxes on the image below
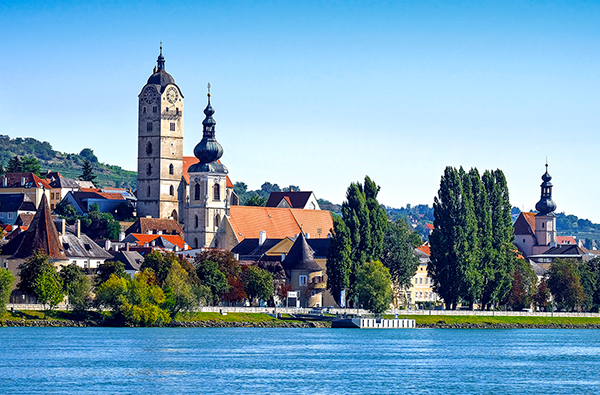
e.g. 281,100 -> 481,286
2,1 -> 600,221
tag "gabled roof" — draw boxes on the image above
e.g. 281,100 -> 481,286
0,194 -> 36,212
417,244 -> 431,256
282,233 -> 321,272
0,172 -> 52,189
61,232 -> 113,259
10,195 -> 66,260
231,238 -> 285,256
49,177 -> 80,189
424,223 -> 434,230
513,212 -> 536,236
15,213 -> 36,227
539,244 -> 587,256
182,156 -> 234,188
107,251 -> 144,271
67,191 -> 127,213
228,206 -> 333,242
125,218 -> 183,236
265,191 -> 316,209
124,233 -> 187,250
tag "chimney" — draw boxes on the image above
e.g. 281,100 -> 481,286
147,230 -> 152,234
183,243 -> 188,250
305,233 -> 310,239
106,239 -> 111,251
76,219 -> 81,238
2,178 -> 6,187
125,243 -> 130,252
281,253 -> 286,261
119,232 -> 125,242
259,231 -> 266,246
61,218 -> 66,235
21,177 -> 26,186
157,230 -> 163,235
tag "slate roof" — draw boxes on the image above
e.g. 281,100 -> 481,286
182,156 -> 234,188
231,238 -> 285,256
15,213 -> 36,227
107,251 -> 144,272
61,232 -> 112,259
10,195 -> 66,260
49,177 -> 80,189
0,172 -> 52,190
538,244 -> 587,256
125,218 -> 183,236
228,206 -> 333,242
147,70 -> 177,93
530,261 -> 548,277
266,191 -> 315,209
282,233 -> 321,272
0,194 -> 36,212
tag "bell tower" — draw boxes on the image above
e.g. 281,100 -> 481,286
185,84 -> 230,249
137,44 -> 184,220
533,163 -> 557,254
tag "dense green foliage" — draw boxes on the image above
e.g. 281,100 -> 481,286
241,266 -> 274,306
355,260 -> 393,315
547,259 -> 586,311
0,135 -> 136,188
34,266 -> 65,317
233,181 -> 301,206
380,219 -> 420,301
429,167 -> 516,310
79,160 -> 97,182
0,268 -> 15,315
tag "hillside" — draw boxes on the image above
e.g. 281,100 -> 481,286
0,135 -> 137,189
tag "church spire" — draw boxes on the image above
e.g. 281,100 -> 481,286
535,162 -> 557,215
157,42 -> 165,71
191,83 -> 225,169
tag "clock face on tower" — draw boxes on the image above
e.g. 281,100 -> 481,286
142,87 -> 158,104
166,87 -> 179,104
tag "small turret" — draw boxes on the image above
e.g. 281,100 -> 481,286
535,163 -> 557,216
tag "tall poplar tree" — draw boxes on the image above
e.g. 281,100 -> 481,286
364,176 -> 387,262
326,215 -> 352,306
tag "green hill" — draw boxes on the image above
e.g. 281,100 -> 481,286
0,135 -> 137,189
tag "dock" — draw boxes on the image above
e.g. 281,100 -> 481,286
331,318 -> 416,329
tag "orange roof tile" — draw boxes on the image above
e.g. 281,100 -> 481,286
425,223 -> 434,230
557,236 -> 577,245
80,188 -> 102,193
522,212 -> 536,231
96,192 -> 127,200
183,156 -> 234,188
417,244 -> 431,256
228,206 -> 333,241
129,233 -> 188,249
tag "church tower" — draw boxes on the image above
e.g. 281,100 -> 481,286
533,163 -> 557,254
185,85 -> 230,249
137,44 -> 184,221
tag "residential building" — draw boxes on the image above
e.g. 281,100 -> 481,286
61,190 -> 133,215
265,191 -> 321,210
0,194 -> 36,225
0,172 -> 52,209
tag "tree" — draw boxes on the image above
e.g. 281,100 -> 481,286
95,260 -> 128,285
6,155 -> 22,173
79,148 -> 98,163
54,200 -> 77,217
0,268 -> 15,315
59,263 -> 85,294
21,156 -> 41,176
34,266 -> 65,317
326,215 -> 352,306
533,278 -> 550,311
141,251 -> 174,285
17,250 -> 52,296
580,258 -> 600,312
355,260 -> 393,315
68,275 -> 92,313
547,259 -> 586,311
363,176 -> 387,261
380,220 -> 419,304
242,266 -> 274,306
162,261 -> 195,318
505,260 -> 536,311
245,194 -> 266,207
79,159 -> 97,183
194,259 -> 229,305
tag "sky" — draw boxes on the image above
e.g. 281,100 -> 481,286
1,1 -> 600,221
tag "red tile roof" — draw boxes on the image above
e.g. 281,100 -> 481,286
424,223 -> 434,230
228,206 -> 333,241
129,233 -> 188,249
183,156 -> 234,188
513,212 -> 536,236
125,218 -> 183,236
1,172 -> 51,189
557,236 -> 577,245
417,244 -> 431,256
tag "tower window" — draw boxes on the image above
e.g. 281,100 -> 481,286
176,108 -> 179,115
166,107 -> 169,112
146,142 -> 152,155
147,122 -> 152,132
169,185 -> 174,196
213,183 -> 220,201
153,106 -> 158,113
215,214 -> 220,230
143,107 -> 146,114
194,238 -> 198,249
147,185 -> 151,196
195,215 -> 199,228
146,164 -> 152,176
169,164 -> 174,175
170,122 -> 175,131
194,183 -> 201,200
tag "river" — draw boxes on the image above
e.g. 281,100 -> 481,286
0,327 -> 598,394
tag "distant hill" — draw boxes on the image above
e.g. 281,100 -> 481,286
0,135 -> 137,189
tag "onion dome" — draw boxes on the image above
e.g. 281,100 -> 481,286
189,84 -> 228,174
535,163 -> 557,216
146,43 -> 177,92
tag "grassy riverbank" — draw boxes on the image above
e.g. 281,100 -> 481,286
387,314 -> 600,326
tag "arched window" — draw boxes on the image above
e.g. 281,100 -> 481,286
169,164 -> 174,175
146,163 -> 152,176
213,183 -> 220,201
194,183 -> 201,200
215,214 -> 220,230
171,210 -> 178,222
146,142 -> 152,155
195,215 -> 199,228
143,107 -> 146,114
169,185 -> 174,196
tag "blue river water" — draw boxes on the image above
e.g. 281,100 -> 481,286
0,327 -> 599,394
